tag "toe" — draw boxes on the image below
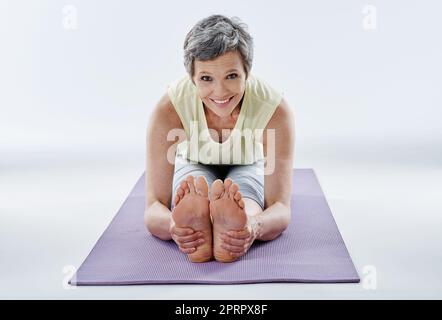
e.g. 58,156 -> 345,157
210,179 -> 224,201
195,176 -> 209,197
174,187 -> 185,205
229,183 -> 239,199
223,178 -> 233,198
237,198 -> 245,209
185,175 -> 196,194
174,194 -> 180,206
180,180 -> 189,194
233,190 -> 243,208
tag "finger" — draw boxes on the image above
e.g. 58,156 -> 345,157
244,240 -> 252,250
177,232 -> 204,243
221,242 -> 244,253
173,227 -> 195,236
179,247 -> 196,254
180,238 -> 205,249
226,229 -> 250,239
221,234 -> 246,246
229,251 -> 243,258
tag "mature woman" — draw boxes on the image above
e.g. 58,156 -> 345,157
144,14 -> 295,263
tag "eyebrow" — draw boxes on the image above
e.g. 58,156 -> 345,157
198,69 -> 239,75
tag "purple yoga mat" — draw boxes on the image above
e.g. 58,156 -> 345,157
70,169 -> 359,285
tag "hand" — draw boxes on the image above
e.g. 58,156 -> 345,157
220,216 -> 260,259
169,218 -> 205,254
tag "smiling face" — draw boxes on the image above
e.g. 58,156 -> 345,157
192,50 -> 247,119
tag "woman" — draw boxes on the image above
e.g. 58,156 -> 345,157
144,14 -> 295,263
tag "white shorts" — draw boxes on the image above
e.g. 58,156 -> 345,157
170,153 -> 265,210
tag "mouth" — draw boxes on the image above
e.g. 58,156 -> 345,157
210,95 -> 235,108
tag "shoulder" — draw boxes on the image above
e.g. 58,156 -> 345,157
246,74 -> 287,126
263,97 -> 295,156
167,74 -> 195,104
247,74 -> 281,103
150,92 -> 183,129
266,97 -> 295,130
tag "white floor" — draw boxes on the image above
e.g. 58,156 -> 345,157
1,145 -> 441,300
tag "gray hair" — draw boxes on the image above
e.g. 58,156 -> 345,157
183,14 -> 254,80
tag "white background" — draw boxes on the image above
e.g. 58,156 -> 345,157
1,0 -> 441,299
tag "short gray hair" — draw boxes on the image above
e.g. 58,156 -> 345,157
183,14 -> 254,80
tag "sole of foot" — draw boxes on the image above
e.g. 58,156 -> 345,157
172,175 -> 213,262
209,178 -> 247,263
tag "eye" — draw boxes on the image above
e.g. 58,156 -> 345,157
227,73 -> 238,79
200,76 -> 212,81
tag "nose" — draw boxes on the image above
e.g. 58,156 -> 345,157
213,81 -> 228,98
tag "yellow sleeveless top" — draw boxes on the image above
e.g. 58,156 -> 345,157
166,73 -> 283,165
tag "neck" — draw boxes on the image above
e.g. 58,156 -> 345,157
204,104 -> 240,124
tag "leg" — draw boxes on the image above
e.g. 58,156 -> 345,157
170,153 -> 218,211
209,159 -> 265,262
209,178 -> 248,262
170,154 -> 218,262
225,158 -> 265,213
241,198 -> 263,217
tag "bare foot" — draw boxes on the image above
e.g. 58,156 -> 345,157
210,178 -> 247,263
172,175 -> 212,262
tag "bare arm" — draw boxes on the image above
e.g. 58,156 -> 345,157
254,98 -> 295,241
144,92 -> 184,240
144,93 -> 210,254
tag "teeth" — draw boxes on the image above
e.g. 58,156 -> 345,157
213,97 -> 230,104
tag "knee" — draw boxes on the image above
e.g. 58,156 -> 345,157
242,197 -> 263,216
144,208 -> 153,233
279,203 -> 292,231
